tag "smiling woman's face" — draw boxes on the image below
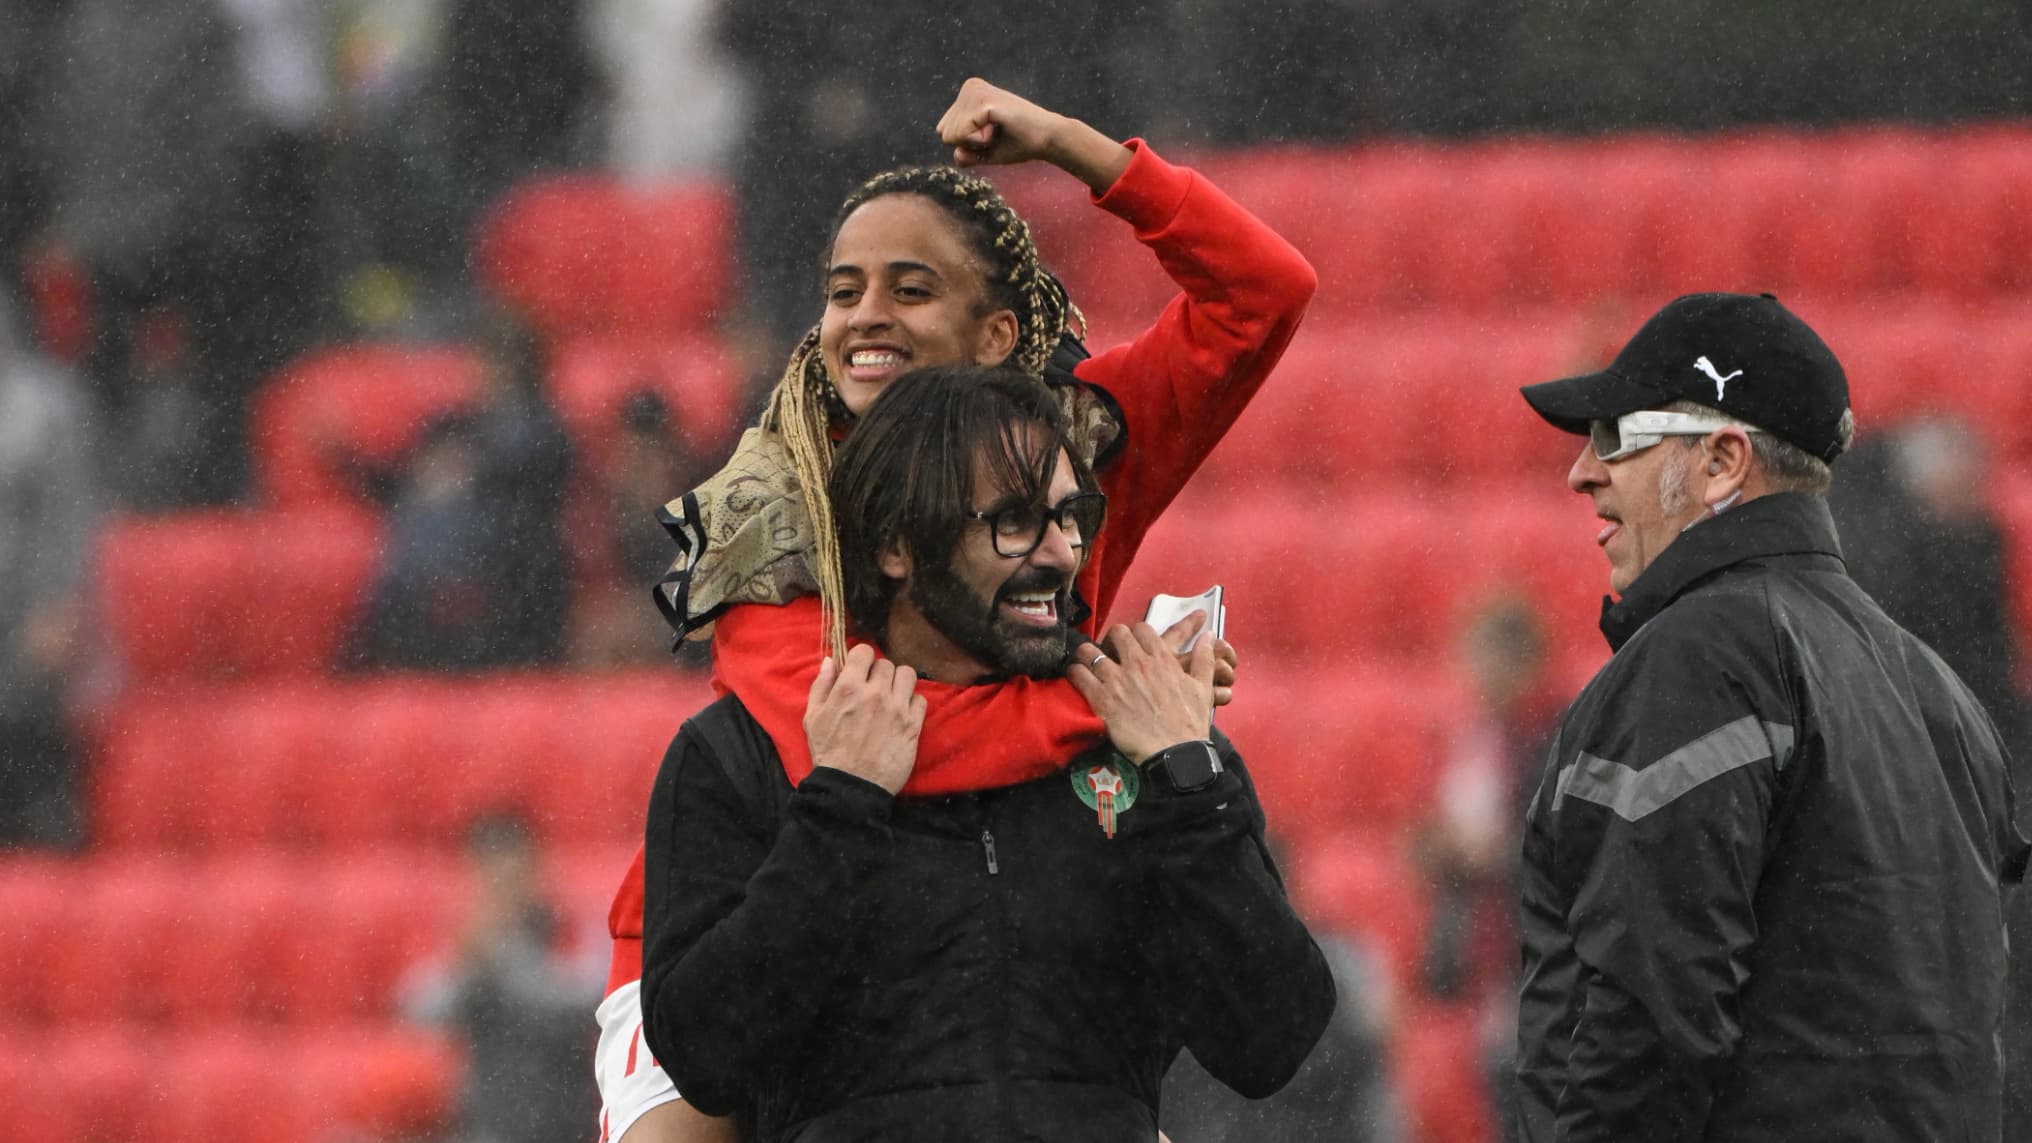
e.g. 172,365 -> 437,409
818,194 -> 1017,415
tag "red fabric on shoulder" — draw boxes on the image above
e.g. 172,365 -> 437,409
712,598 -> 1107,794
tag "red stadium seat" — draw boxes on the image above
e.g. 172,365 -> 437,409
1120,487 -> 1602,670
185,684 -> 340,852
97,683 -> 356,853
251,343 -> 485,508
1193,311 -> 1589,498
97,507 -> 382,683
20,1027 -> 449,1143
1397,999 -> 1501,1143
0,1038 -> 75,1138
548,843 -> 645,929
474,175 -> 735,342
277,856 -> 459,1025
1288,829 -> 1433,994
1949,125 -> 2032,295
547,335 -> 748,477
410,680 -> 553,841
1218,662 -> 1458,841
1762,128 -> 1924,295
305,681 -> 452,848
302,1027 -> 463,1139
1198,315 -> 1470,493
1408,139 -> 1554,307
1519,135 -> 1677,305
93,694 -> 214,850
157,864 -> 275,1024
1644,138 -> 1767,297
529,672 -> 715,846
96,513 -> 243,682
0,859 -> 70,1026
1374,315 -> 1580,484
1978,310 -> 2032,461
41,1027 -> 160,1142
46,859 -> 191,1028
1805,298 -> 2014,436
1298,144 -> 1469,316
156,1031 -> 322,1143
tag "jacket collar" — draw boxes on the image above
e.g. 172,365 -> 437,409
1599,492 -> 1845,652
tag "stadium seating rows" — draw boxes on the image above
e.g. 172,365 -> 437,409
461,125 -> 2032,350
1116,490 -> 1612,675
0,849 -> 622,1032
1024,124 -> 2032,334
471,175 -> 735,343
242,296 -> 2032,526
250,336 -> 749,511
91,671 -> 717,851
97,505 -> 384,682
94,454 -> 2032,700
1192,298 -> 2032,488
0,1024 -> 460,1143
87,662 -> 1469,853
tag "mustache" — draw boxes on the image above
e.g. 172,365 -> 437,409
996,569 -> 1071,602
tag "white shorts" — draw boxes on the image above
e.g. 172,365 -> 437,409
594,980 -> 683,1142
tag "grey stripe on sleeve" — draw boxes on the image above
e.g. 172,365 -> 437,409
1555,716 -> 1795,822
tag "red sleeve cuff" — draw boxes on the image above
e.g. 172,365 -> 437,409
1091,138 -> 1196,234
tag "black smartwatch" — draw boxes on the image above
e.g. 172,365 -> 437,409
1144,739 -> 1224,794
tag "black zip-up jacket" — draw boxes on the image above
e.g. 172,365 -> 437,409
640,696 -> 1335,1143
1517,492 -> 2030,1142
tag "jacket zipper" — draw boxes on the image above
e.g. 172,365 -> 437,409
977,804 -> 1010,1141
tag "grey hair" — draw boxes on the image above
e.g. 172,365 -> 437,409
1658,399 -> 1847,495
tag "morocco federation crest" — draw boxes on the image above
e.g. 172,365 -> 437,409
1071,757 -> 1141,839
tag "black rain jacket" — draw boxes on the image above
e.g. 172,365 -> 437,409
1517,492 -> 2029,1142
641,696 -> 1335,1143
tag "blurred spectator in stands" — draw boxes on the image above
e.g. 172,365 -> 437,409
212,0 -> 338,459
38,2 -> 248,463
403,812 -> 604,1143
1830,417 -> 2025,755
328,0 -> 462,333
1418,595 -> 1560,1143
1163,0 -> 1381,144
0,290 -> 101,848
438,0 -> 597,255
1161,931 -> 1402,1142
572,389 -> 713,669
590,0 -> 749,182
721,0 -> 1127,350
0,0 -> 68,294
349,307 -> 574,670
102,308 -> 213,512
1827,417 -> 2032,1140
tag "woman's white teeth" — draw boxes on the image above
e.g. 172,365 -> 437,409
851,351 -> 902,368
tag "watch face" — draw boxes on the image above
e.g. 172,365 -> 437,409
1163,742 -> 1221,791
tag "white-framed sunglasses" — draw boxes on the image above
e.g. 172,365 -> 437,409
1589,409 -> 1765,462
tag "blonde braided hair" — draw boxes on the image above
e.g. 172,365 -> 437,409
763,165 -> 1084,660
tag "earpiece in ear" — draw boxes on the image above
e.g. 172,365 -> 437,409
1708,461 -> 1722,475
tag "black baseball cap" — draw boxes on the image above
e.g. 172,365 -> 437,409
1521,293 -> 1851,462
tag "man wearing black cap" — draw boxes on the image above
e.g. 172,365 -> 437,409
1511,293 -> 2029,1142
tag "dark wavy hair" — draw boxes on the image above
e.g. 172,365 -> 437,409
828,364 -> 1093,641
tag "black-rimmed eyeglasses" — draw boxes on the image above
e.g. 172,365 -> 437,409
967,490 -> 1108,558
